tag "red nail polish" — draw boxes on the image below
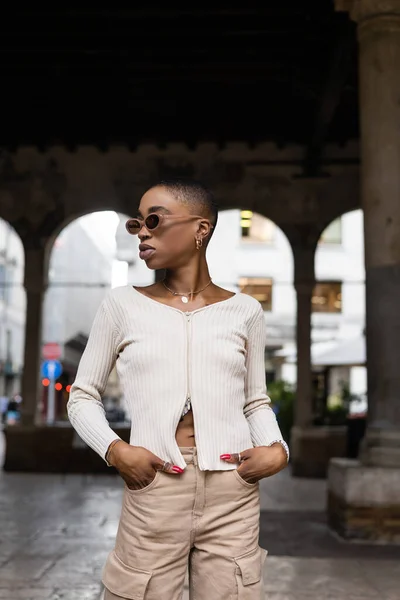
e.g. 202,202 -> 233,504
220,454 -> 231,459
172,466 -> 184,473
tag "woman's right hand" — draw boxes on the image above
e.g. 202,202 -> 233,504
107,441 -> 184,490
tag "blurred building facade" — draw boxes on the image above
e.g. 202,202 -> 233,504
0,220 -> 25,397
0,217 -> 115,415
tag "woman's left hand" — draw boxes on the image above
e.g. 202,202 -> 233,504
220,444 -> 288,483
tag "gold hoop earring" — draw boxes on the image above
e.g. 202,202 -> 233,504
195,238 -> 203,250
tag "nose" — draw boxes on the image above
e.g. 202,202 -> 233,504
138,225 -> 151,241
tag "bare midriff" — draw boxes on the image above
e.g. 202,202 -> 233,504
175,409 -> 196,447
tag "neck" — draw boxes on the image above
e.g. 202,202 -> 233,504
163,261 -> 212,293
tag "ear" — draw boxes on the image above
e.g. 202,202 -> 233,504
197,219 -> 213,240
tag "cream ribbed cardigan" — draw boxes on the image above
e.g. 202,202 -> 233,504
67,286 -> 285,471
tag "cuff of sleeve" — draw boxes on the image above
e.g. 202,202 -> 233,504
267,439 -> 290,463
105,438 -> 123,466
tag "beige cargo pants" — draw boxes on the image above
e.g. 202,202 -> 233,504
102,447 -> 267,599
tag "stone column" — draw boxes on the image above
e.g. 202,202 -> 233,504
294,280 -> 314,431
328,0 -> 400,542
20,248 -> 48,426
290,249 -> 318,476
291,243 -> 348,477
357,1 -> 400,467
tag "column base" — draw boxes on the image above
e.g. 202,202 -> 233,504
290,425 -> 347,478
328,457 -> 400,543
2,423 -> 130,473
359,427 -> 400,467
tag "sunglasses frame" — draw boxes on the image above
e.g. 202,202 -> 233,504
125,212 -> 213,235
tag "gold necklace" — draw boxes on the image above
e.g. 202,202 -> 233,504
162,278 -> 213,304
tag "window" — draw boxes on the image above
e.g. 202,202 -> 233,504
238,277 -> 273,311
312,282 -> 342,313
319,218 -> 342,244
240,211 -> 275,243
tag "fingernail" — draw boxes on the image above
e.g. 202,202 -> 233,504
220,454 -> 231,459
172,466 -> 184,473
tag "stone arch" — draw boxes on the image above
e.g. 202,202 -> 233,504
315,208 -> 364,277
45,206 -> 123,261
314,172 -> 361,242
0,217 -> 25,272
44,208 -> 135,317
208,207 -> 294,290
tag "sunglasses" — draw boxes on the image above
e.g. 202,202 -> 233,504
125,213 -> 213,235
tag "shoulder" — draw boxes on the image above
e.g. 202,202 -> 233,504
102,285 -> 133,308
99,286 -> 135,323
105,285 -> 133,301
232,293 -> 265,332
234,292 -> 264,314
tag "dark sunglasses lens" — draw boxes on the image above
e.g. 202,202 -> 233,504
125,219 -> 141,235
145,214 -> 160,230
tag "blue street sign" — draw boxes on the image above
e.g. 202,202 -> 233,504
41,359 -> 63,380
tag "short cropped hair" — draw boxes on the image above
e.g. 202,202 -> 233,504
151,178 -> 218,241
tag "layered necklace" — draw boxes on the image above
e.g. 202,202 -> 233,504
162,278 -> 213,304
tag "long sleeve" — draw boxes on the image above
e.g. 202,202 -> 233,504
244,304 -> 285,446
67,298 -> 121,461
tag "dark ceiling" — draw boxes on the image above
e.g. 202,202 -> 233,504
1,3 -> 358,172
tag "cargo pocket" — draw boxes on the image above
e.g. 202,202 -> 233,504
234,546 -> 268,599
102,550 -> 153,599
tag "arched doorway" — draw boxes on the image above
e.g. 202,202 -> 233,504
207,207 -> 295,386
42,210 -> 135,424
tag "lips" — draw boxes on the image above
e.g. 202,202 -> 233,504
139,243 -> 156,261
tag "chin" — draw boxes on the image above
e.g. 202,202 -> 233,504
144,256 -> 164,270
145,254 -> 182,271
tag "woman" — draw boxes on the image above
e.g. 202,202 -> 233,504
67,178 -> 289,600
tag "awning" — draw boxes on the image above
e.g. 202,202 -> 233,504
312,336 -> 365,367
274,336 -> 366,368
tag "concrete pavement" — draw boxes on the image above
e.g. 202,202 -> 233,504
0,433 -> 399,599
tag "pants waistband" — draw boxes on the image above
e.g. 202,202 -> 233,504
179,446 -> 197,465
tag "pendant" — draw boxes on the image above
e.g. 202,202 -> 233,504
181,296 -> 189,304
